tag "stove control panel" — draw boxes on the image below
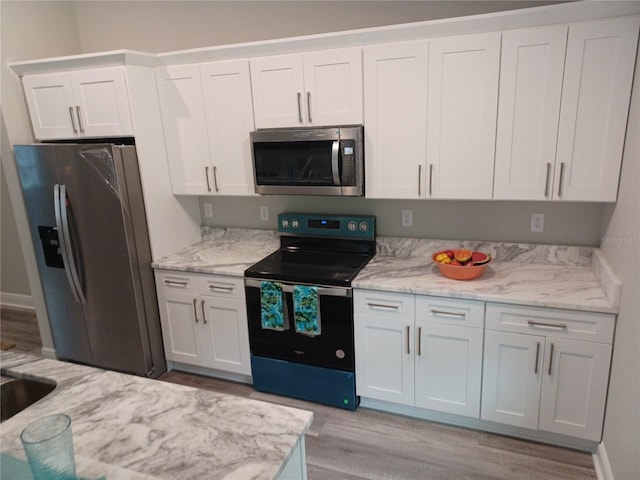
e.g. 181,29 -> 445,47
278,213 -> 375,240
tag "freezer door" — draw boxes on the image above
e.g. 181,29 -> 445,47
14,145 -> 92,363
54,144 -> 155,375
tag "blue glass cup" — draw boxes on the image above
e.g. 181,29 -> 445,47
20,413 -> 76,480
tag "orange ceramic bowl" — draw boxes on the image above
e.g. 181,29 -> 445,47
431,250 -> 491,281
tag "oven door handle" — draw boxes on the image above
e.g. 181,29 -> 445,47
245,278 -> 351,298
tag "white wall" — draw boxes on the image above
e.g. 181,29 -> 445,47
599,51 -> 640,480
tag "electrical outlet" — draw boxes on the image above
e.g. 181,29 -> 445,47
531,213 -> 544,232
203,202 -> 213,218
401,209 -> 413,227
260,205 -> 269,221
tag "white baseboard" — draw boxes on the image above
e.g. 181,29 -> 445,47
593,442 -> 614,480
0,292 -> 35,310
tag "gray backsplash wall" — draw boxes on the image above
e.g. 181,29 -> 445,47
198,196 -> 604,246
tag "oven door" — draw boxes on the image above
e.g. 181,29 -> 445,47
245,278 -> 354,372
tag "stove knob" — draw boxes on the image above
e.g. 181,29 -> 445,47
281,219 -> 290,228
347,221 -> 357,232
292,219 -> 300,228
359,222 -> 369,232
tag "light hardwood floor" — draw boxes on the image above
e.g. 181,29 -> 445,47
0,306 -> 597,479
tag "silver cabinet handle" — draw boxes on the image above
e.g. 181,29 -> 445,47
558,162 -> 565,198
367,302 -> 399,311
164,280 -> 188,287
193,298 -> 199,323
405,325 -> 410,355
212,166 -> 219,192
544,162 -> 551,198
548,343 -> 555,375
201,299 -> 207,324
307,91 -> 312,123
76,106 -> 84,134
418,164 -> 422,196
69,107 -> 78,134
428,164 -> 434,196
205,166 -> 212,192
297,92 -> 303,124
208,284 -> 234,292
417,326 -> 422,356
54,185 -> 80,303
527,320 -> 567,331
430,309 -> 466,319
59,185 -> 86,304
534,341 -> 540,374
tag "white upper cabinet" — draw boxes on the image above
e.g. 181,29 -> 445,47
250,47 -> 363,128
426,32 -> 501,199
156,60 -> 256,195
22,67 -> 133,140
363,41 -> 428,199
555,17 -> 640,202
493,25 -> 568,200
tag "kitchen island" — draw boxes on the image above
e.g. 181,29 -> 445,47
0,351 -> 313,480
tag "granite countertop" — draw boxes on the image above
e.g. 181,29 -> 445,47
0,352 -> 313,480
151,228 -> 621,314
152,227 -> 280,277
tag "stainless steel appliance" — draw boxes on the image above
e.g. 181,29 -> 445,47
250,125 -> 364,196
14,143 -> 166,378
244,213 -> 375,410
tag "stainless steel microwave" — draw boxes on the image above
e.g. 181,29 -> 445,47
250,125 -> 364,196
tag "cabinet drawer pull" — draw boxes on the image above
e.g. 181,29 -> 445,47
527,320 -> 567,331
205,166 -> 212,192
212,166 -> 219,192
193,298 -> 199,323
418,164 -> 422,196
367,302 -> 400,311
558,162 -> 565,198
544,162 -> 551,198
208,284 -> 234,293
548,343 -> 555,376
417,326 -> 422,356
428,164 -> 434,196
164,280 -> 188,287
76,106 -> 84,134
307,92 -> 312,123
534,341 -> 540,374
201,299 -> 207,324
405,325 -> 410,355
430,309 -> 466,319
297,92 -> 303,124
69,107 -> 78,134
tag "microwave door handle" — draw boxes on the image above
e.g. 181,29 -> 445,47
331,140 -> 340,185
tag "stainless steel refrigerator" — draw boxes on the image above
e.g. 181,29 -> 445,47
14,143 -> 166,378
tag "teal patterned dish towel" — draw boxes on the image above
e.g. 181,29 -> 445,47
293,285 -> 321,336
261,281 -> 288,331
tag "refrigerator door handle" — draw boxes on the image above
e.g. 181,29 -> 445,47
59,185 -> 86,304
54,184 -> 81,303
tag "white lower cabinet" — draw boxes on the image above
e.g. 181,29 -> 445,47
354,290 -> 484,418
481,303 -> 614,441
155,270 -> 251,376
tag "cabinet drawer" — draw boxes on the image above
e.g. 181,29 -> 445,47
156,270 -> 198,293
354,290 -> 414,320
486,303 -> 615,344
416,296 -> 484,328
199,275 -> 244,299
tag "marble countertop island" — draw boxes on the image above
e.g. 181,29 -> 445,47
0,351 -> 313,480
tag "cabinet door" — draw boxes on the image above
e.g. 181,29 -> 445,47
481,330 -> 544,429
354,314 -> 414,405
414,322 -> 483,418
555,17 -> 640,201
539,338 -> 612,441
71,67 -> 133,137
250,54 -> 305,128
427,32 -> 500,199
202,296 -> 251,375
156,64 -> 211,195
22,72 -> 76,140
363,41 -> 428,198
303,47 -> 363,126
493,25 -> 567,200
201,60 -> 256,195
158,289 -> 207,366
